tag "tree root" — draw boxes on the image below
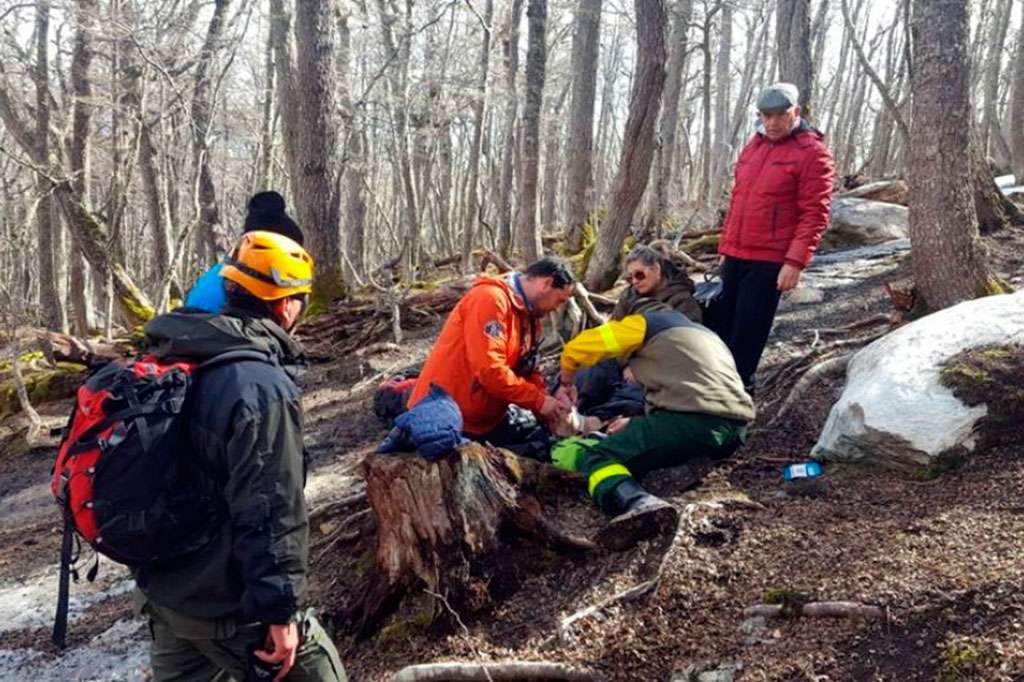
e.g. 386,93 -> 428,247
309,491 -> 368,526
768,353 -> 852,426
391,661 -> 601,682
744,601 -> 884,620
813,312 -> 900,337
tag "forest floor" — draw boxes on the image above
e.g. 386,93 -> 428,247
1,227 -> 1023,681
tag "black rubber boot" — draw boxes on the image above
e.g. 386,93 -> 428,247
595,480 -> 680,551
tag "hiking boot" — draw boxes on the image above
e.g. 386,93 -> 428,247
595,480 -> 680,551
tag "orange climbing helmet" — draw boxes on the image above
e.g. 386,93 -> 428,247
221,230 -> 314,300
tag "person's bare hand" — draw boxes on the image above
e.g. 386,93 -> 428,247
718,255 -> 726,266
606,416 -> 631,434
777,263 -> 802,292
540,395 -> 571,421
555,382 -> 578,406
254,622 -> 299,681
622,367 -> 636,384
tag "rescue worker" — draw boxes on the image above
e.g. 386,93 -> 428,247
407,257 -> 576,457
715,82 -> 835,393
135,230 -> 346,681
185,191 -> 305,313
554,302 -> 755,550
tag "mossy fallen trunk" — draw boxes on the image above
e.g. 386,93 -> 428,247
0,363 -> 87,420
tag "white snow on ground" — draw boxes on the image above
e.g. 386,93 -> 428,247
0,563 -> 133,633
0,618 -> 149,681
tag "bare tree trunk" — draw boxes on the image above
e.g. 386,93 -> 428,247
69,0 -> 99,332
908,0 -> 993,310
34,0 -> 65,332
777,0 -> 814,117
564,0 -> 603,253
710,4 -> 732,206
462,0 -> 494,270
1011,0 -> 1024,183
516,0 -> 547,262
980,0 -> 1012,164
542,83 -> 569,236
257,17 -> 276,191
585,0 -> 667,291
272,0 -> 344,299
810,0 -> 830,78
337,3 -> 366,281
728,7 -> 771,148
191,0 -> 231,260
697,3 -> 720,204
497,0 -> 524,257
293,0 -> 343,298
649,0 -> 693,231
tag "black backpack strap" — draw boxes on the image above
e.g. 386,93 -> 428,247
52,516 -> 75,648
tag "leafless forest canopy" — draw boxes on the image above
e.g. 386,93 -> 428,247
0,0 -> 1020,332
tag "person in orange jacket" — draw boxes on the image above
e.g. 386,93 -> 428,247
407,257 -> 576,457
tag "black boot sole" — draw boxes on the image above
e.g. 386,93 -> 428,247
596,502 -> 680,552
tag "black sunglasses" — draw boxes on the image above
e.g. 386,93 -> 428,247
625,270 -> 647,283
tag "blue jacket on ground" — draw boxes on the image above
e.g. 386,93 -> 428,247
378,384 -> 467,461
184,262 -> 227,313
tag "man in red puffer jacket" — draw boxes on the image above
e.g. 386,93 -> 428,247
715,82 -> 835,393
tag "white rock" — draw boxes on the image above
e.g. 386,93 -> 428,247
812,290 -> 1024,469
822,198 -> 908,250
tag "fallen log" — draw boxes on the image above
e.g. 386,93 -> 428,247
392,661 -> 601,682
744,601 -> 884,620
837,179 -> 909,205
35,331 -> 132,368
345,443 -> 594,638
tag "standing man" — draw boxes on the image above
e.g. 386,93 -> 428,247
136,230 -> 346,681
407,257 -> 576,456
715,82 -> 835,392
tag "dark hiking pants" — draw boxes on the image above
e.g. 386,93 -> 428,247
470,405 -> 554,461
712,256 -> 784,390
564,410 -> 748,513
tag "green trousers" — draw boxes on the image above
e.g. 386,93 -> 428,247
554,410 -> 748,513
136,591 -> 347,682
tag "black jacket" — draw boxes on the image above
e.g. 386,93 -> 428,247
133,308 -> 309,624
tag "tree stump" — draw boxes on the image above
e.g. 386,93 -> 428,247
346,442 -> 593,637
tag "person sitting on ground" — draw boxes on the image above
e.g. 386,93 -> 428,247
406,257 -> 576,459
184,190 -> 305,313
576,242 -> 702,421
611,241 -> 702,322
553,300 -> 755,551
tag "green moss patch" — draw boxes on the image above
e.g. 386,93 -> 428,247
0,363 -> 87,420
939,344 -> 1024,451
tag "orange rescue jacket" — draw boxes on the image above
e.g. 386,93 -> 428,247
407,274 -> 548,435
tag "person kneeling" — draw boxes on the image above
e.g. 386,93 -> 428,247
554,303 -> 755,551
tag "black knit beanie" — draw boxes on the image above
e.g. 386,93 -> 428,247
243,191 -> 304,246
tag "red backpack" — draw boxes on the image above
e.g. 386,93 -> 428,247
50,350 -> 266,647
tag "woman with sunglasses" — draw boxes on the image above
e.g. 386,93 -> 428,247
611,242 -> 702,323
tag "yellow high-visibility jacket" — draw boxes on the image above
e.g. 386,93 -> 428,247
561,311 -> 755,423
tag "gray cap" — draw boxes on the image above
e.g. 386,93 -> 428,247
756,82 -> 799,112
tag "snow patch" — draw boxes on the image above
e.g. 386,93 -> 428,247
0,564 -> 133,633
0,618 -> 148,681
